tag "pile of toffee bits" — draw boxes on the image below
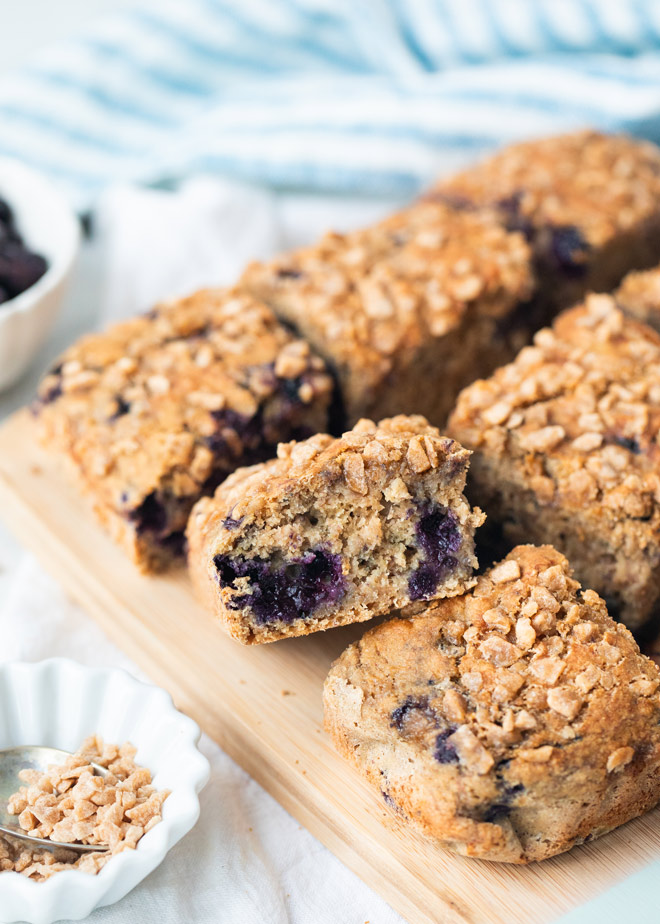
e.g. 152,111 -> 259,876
0,736 -> 169,880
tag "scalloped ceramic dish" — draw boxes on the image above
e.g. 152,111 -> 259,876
0,659 -> 210,924
0,158 -> 80,392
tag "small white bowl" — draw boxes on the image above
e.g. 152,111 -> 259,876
0,158 -> 80,392
0,658 -> 210,924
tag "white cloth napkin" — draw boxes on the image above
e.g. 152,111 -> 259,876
0,179 -> 406,924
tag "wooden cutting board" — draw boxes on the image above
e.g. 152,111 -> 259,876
1,408 -> 659,924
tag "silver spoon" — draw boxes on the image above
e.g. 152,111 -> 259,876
0,746 -> 109,855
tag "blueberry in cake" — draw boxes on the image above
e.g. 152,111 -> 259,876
34,288 -> 335,572
187,415 -> 484,643
324,545 -> 660,862
432,130 -> 660,312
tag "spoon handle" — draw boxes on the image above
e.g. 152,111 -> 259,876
0,823 -> 109,854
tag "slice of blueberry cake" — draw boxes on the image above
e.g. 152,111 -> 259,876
34,289 -> 335,572
241,199 -> 533,427
448,293 -> 660,633
431,130 -> 660,312
324,545 -> 660,863
187,415 -> 484,644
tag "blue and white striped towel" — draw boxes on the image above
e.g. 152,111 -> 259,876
4,0 -> 660,209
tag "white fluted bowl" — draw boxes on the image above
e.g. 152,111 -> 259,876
0,158 -> 80,391
0,659 -> 210,924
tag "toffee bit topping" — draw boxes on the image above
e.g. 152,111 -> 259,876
406,435 -> 432,473
489,559 -> 521,584
529,656 -> 565,685
448,726 -> 494,775
479,637 -> 522,667
342,452 -> 368,494
516,745 -> 554,763
546,686 -> 583,720
607,746 -> 634,773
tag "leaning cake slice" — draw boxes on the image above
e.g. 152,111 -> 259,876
187,415 -> 484,643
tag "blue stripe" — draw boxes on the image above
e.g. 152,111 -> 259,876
442,5 -> 489,66
555,59 -> 660,86
0,140 -> 102,187
578,0 -> 638,56
129,7 -> 357,76
202,0 -> 366,73
531,2 -> 583,54
82,39 -> 218,97
24,68 -> 176,126
196,123 -> 501,146
631,0 -> 660,47
189,153 -> 428,195
478,0 -> 526,59
127,10 -> 286,73
390,1 -> 435,72
0,104 -> 138,155
4,0 -> 660,215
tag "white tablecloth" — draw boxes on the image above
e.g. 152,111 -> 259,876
0,179 -> 408,924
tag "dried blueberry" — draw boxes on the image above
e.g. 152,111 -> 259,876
130,492 -> 168,536
549,225 -> 590,277
390,697 -> 430,730
408,505 -> 461,601
110,395 -> 131,420
408,566 -> 441,601
276,267 -> 303,280
159,529 -> 187,557
381,790 -> 397,809
214,548 -> 346,624
433,728 -> 459,764
222,513 -> 244,530
483,802 -> 511,823
0,198 -> 14,227
0,240 -> 48,297
497,193 -> 534,240
610,434 -> 642,455
206,407 -> 262,459
33,363 -> 64,409
39,381 -> 62,405
482,782 -> 523,823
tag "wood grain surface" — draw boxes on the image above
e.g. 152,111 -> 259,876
1,409 -> 659,924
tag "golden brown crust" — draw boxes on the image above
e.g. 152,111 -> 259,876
448,294 -> 660,630
437,129 -> 660,248
241,200 -> 533,425
434,130 -> 660,306
188,415 -> 484,643
35,288 -> 334,571
324,545 -> 660,862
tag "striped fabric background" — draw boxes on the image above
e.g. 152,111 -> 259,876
3,0 -> 660,207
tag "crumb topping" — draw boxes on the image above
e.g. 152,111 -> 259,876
436,130 -> 660,248
35,288 -> 333,521
328,545 -> 660,780
242,200 -> 533,397
190,415 -> 470,530
449,294 -> 660,517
